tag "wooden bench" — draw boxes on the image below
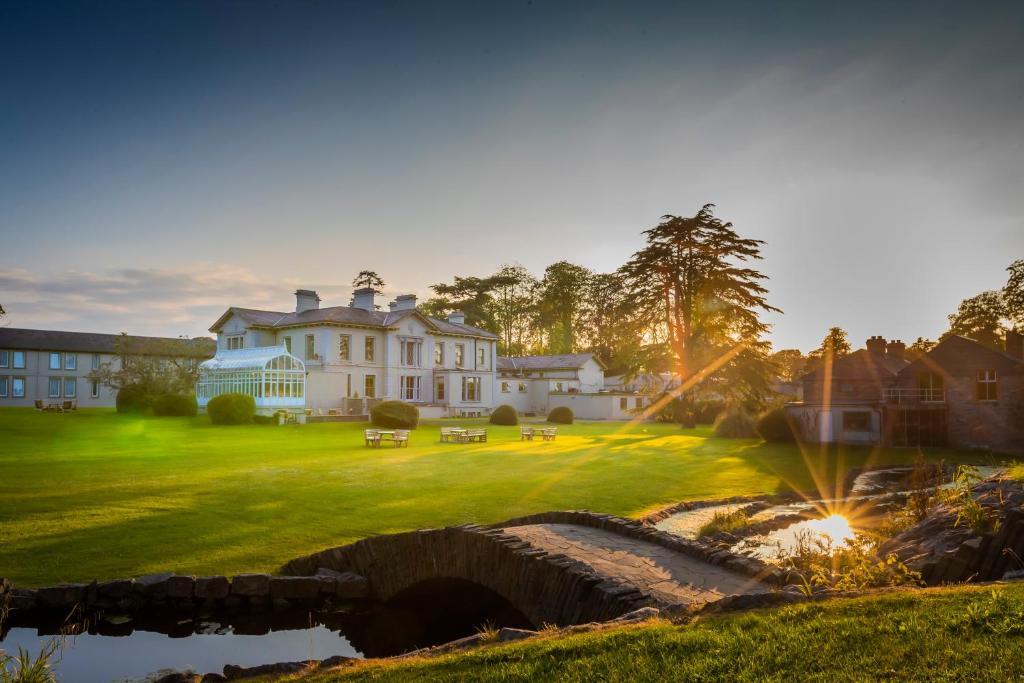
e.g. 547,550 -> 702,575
440,427 -> 467,443
461,428 -> 487,443
364,429 -> 382,447
520,426 -> 535,441
540,427 -> 557,441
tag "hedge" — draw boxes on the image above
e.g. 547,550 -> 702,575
756,407 -> 797,442
371,401 -> 419,429
490,404 -> 518,425
116,384 -> 151,414
207,393 -> 256,425
547,406 -> 574,424
152,393 -> 198,417
712,409 -> 758,438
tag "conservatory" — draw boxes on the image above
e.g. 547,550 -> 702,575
196,345 -> 306,414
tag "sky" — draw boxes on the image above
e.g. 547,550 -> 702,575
1,0 -> 1022,352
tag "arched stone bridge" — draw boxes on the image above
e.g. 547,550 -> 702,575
282,511 -> 780,627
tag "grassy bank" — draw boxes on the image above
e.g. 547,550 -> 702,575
0,408 -> 990,586
299,582 -> 1024,682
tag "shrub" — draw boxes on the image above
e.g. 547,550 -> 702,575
371,400 -> 419,429
152,393 -> 198,417
756,408 -> 796,442
207,393 -> 256,425
712,409 -> 758,438
116,384 -> 151,413
547,406 -> 574,424
490,404 -> 518,425
693,399 -> 726,425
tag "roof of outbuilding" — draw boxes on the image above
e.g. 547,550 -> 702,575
0,327 -> 216,357
210,305 -> 499,339
498,352 -> 605,371
801,348 -> 909,382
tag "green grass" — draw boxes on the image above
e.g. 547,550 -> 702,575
297,583 -> 1024,682
695,507 -> 750,537
0,408 -> 991,587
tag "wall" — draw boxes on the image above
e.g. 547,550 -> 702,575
547,393 -> 648,421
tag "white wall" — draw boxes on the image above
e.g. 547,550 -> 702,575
547,393 -> 649,420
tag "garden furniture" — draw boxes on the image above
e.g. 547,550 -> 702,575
521,426 -> 535,440
34,400 -> 45,411
364,429 -> 382,447
461,428 -> 487,443
392,429 -> 410,447
441,427 -> 467,442
541,427 -> 557,441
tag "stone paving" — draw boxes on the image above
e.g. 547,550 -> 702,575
501,523 -> 769,606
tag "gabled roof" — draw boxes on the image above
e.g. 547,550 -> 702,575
498,352 -> 606,372
209,305 -> 498,339
0,327 -> 216,358
801,349 -> 908,382
896,335 -> 1024,377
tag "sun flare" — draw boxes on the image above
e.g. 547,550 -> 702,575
806,514 -> 856,546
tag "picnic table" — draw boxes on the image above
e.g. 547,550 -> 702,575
521,426 -> 557,441
440,427 -> 487,443
365,429 -> 410,448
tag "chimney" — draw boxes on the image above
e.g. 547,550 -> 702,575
866,336 -> 886,356
350,287 -> 377,312
389,294 -> 418,312
447,311 -> 466,325
1006,329 -> 1024,360
886,339 -> 905,361
295,289 -> 320,313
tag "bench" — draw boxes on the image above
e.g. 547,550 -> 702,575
520,426 -> 535,441
540,427 -> 557,441
364,429 -> 382,447
461,428 -> 487,443
440,427 -> 466,443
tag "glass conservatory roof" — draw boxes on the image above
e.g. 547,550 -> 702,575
198,345 -> 305,372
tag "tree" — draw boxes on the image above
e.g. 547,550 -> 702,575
1004,259 -> 1024,328
770,349 -> 807,382
535,261 -> 593,354
584,272 -> 645,372
806,327 -> 851,367
491,264 -> 539,356
89,334 -> 204,398
620,204 -> 780,424
905,337 -> 936,361
942,290 -> 1007,349
428,274 -> 509,333
352,271 -> 385,292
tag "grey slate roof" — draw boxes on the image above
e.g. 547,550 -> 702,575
498,353 -> 603,371
212,305 -> 498,339
0,327 -> 216,358
801,348 -> 909,381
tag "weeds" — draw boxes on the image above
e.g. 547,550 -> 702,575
696,508 -> 750,537
948,589 -> 1024,636
780,530 -> 921,592
475,622 -> 500,644
0,600 -> 60,683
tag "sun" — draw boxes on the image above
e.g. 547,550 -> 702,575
806,514 -> 856,546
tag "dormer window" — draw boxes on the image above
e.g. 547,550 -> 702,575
227,335 -> 244,350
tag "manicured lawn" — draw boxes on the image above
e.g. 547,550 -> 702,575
0,408 -> 991,586
300,582 -> 1024,682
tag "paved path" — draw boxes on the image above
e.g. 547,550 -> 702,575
501,523 -> 769,606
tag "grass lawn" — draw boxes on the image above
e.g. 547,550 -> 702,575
297,582 -> 1024,682
0,408 -> 994,587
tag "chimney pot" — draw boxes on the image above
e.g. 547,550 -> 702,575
886,339 -> 906,361
295,289 -> 320,313
866,336 -> 887,356
447,311 -> 466,325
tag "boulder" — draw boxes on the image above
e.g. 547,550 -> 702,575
8,588 -> 37,611
611,606 -> 660,622
167,575 -> 196,600
154,673 -> 200,683
194,576 -> 230,600
269,576 -> 323,601
333,572 -> 369,599
135,573 -> 175,599
223,661 -> 311,679
36,583 -> 87,609
497,627 -> 537,642
97,579 -> 135,599
230,574 -> 271,597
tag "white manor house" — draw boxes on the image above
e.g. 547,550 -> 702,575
198,288 -> 648,419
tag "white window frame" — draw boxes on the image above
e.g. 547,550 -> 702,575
65,353 -> 77,370
400,339 -> 421,368
554,381 -> 564,392
227,335 -> 244,350
339,334 -> 351,361
462,376 -> 481,402
12,377 -> 25,398
455,344 -> 465,368
12,351 -> 25,369
283,336 -> 292,353
976,369 -> 998,401
518,382 -> 527,393
477,347 -> 486,368
434,342 -> 444,366
501,381 -> 510,393
48,377 -> 61,398
49,352 -> 61,370
305,334 -> 317,361
91,354 -> 102,370
91,381 -> 100,398
400,375 -> 421,401
435,376 -> 445,401
364,374 -> 376,398
64,377 -> 77,399
365,337 -> 376,362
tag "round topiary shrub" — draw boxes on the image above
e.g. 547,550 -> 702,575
371,400 -> 419,429
116,384 -> 151,413
152,393 -> 198,417
547,406 -> 574,424
756,407 -> 796,442
207,393 -> 256,425
712,409 -> 758,438
490,404 -> 518,425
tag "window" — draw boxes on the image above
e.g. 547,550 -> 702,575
401,339 -> 420,367
842,411 -> 872,432
12,351 -> 25,369
0,377 -> 7,397
305,334 -> 317,361
554,381 -> 564,392
346,373 -> 352,398
976,370 -> 998,401
283,336 -> 292,353
64,377 -> 76,399
635,397 -> 644,409
518,382 -> 527,393
917,372 -> 944,401
65,353 -> 77,370
401,376 -> 421,401
477,347 -> 486,367
91,354 -> 101,370
12,377 -> 25,398
501,381 -> 511,393
227,335 -> 244,350
48,377 -> 61,398
49,352 -> 61,370
455,344 -> 465,368
91,381 -> 100,398
462,376 -> 481,402
0,351 -> 7,368
339,335 -> 351,361
620,397 -> 628,410
365,337 -> 376,362
435,342 -> 444,366
364,374 -> 376,398
435,376 -> 445,401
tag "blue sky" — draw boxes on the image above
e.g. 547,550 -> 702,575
1,1 -> 1022,350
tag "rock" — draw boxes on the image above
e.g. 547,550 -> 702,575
317,655 -> 356,669
611,606 -> 660,622
135,573 -> 175,598
230,574 -> 271,597
154,672 -> 200,683
97,579 -> 135,599
195,576 -> 230,599
223,661 -> 311,679
269,576 -> 322,601
333,572 -> 369,599
167,575 -> 195,600
36,583 -> 87,609
200,675 -> 227,683
497,627 -> 537,642
8,588 -> 37,610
